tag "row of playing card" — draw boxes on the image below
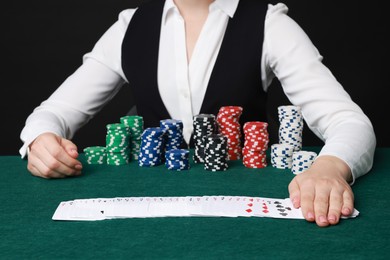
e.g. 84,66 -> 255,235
52,196 -> 359,221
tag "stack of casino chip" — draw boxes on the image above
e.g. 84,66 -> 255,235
216,106 -> 243,160
138,127 -> 165,167
192,114 -> 217,163
203,134 -> 229,171
159,119 -> 184,151
278,105 -> 304,152
165,149 -> 190,171
270,143 -> 295,169
83,146 -> 107,165
105,123 -> 131,165
242,121 -> 269,168
120,115 -> 144,160
291,150 -> 317,175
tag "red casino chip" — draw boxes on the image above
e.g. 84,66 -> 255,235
216,106 -> 243,160
242,121 -> 269,168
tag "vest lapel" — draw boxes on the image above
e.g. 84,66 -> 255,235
199,0 -> 268,125
122,0 -> 170,128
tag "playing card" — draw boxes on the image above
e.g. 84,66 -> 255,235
264,198 -> 303,219
52,199 -> 108,221
52,196 -> 359,221
194,196 -> 256,217
185,196 -> 204,215
227,196 -> 256,217
73,198 -> 113,220
251,197 -> 273,217
52,200 -> 75,221
148,197 -> 189,217
105,197 -> 151,218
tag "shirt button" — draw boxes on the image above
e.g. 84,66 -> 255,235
181,90 -> 189,99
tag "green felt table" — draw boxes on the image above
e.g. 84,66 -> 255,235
1,147 -> 389,260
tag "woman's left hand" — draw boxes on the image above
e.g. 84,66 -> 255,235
288,155 -> 354,227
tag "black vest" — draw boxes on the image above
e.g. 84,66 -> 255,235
122,0 -> 268,138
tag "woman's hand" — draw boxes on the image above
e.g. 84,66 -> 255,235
27,132 -> 82,178
288,155 -> 354,227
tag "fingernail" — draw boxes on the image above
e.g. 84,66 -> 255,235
328,215 -> 337,222
319,215 -> 328,224
71,149 -> 78,155
342,207 -> 351,215
290,197 -> 298,208
75,164 -> 83,170
307,212 -> 315,220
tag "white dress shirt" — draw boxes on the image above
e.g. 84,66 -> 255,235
19,0 -> 376,182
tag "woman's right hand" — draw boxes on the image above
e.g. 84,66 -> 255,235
27,133 -> 82,178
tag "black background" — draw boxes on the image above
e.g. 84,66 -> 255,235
2,0 -> 388,155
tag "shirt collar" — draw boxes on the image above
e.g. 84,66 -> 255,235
212,0 -> 239,18
163,0 -> 240,24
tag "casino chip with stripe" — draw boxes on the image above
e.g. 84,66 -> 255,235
203,134 -> 229,171
242,121 -> 269,168
291,150 -> 317,174
160,119 -> 184,151
271,105 -> 319,175
138,127 -> 165,167
278,105 -> 303,152
270,143 -> 295,169
120,115 -> 144,161
165,149 -> 190,171
83,146 -> 107,165
192,114 -> 217,163
105,123 -> 131,165
216,106 -> 243,161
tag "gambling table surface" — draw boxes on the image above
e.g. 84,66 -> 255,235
1,147 -> 389,259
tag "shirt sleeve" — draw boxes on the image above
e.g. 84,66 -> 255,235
261,3 -> 376,183
19,9 -> 137,158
